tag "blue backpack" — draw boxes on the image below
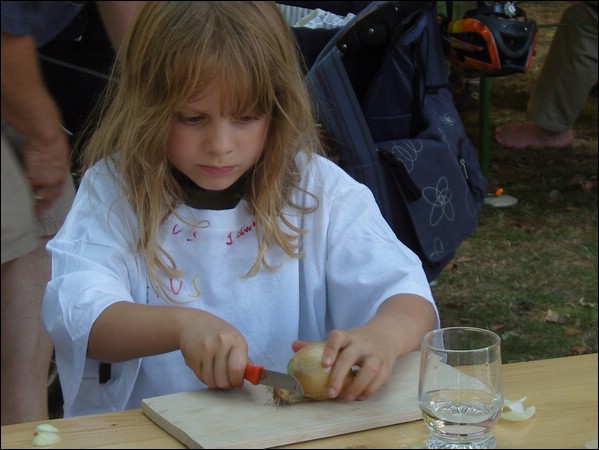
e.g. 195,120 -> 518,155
303,1 -> 488,281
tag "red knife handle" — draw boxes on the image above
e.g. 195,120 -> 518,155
243,365 -> 264,385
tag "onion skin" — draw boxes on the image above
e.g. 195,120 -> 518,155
273,342 -> 355,405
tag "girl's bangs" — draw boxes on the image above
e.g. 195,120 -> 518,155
225,75 -> 271,118
184,36 -> 275,118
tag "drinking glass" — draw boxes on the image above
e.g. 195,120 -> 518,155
418,327 -> 503,449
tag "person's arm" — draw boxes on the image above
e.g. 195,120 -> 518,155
88,301 -> 250,389
95,1 -> 142,51
0,32 -> 70,211
302,293 -> 436,401
367,293 -> 437,356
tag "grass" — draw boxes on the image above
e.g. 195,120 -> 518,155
432,2 -> 598,363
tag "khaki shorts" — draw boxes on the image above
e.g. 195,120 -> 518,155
1,129 -> 75,264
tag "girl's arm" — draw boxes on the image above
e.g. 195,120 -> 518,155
302,293 -> 436,401
88,301 -> 249,389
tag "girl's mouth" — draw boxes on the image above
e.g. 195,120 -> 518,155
200,165 -> 235,176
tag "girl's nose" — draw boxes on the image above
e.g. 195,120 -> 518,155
206,121 -> 235,155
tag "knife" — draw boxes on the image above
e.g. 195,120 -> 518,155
244,364 -> 304,395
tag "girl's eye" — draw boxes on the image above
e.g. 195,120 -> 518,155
178,114 -> 204,124
238,115 -> 261,123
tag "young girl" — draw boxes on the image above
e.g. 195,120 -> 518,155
42,1 -> 439,417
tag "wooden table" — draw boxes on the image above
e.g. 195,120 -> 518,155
1,353 -> 597,449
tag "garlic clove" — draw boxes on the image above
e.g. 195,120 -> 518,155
32,423 -> 61,446
32,431 -> 61,446
501,406 -> 536,421
501,396 -> 536,421
35,423 -> 60,433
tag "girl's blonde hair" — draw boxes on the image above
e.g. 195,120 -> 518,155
78,1 -> 324,301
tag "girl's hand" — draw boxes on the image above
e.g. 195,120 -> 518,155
294,294 -> 436,401
178,310 -> 249,390
293,326 -> 396,402
326,328 -> 397,401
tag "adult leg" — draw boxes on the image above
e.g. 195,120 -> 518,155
494,121 -> 574,149
1,130 -> 74,425
1,238 -> 53,425
496,2 -> 598,149
1,133 -> 51,425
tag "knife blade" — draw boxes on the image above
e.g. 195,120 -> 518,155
244,364 -> 304,395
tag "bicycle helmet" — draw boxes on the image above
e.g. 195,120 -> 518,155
442,1 -> 538,77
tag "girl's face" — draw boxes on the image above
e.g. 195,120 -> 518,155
167,82 -> 268,191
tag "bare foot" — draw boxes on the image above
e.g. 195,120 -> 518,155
495,122 -> 574,149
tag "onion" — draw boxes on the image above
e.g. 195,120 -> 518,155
273,342 -> 355,405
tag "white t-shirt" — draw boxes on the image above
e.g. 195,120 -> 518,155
43,152 -> 438,417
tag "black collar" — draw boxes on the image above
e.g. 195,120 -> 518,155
172,168 -> 249,210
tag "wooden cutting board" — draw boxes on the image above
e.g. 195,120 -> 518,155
141,350 -> 422,449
